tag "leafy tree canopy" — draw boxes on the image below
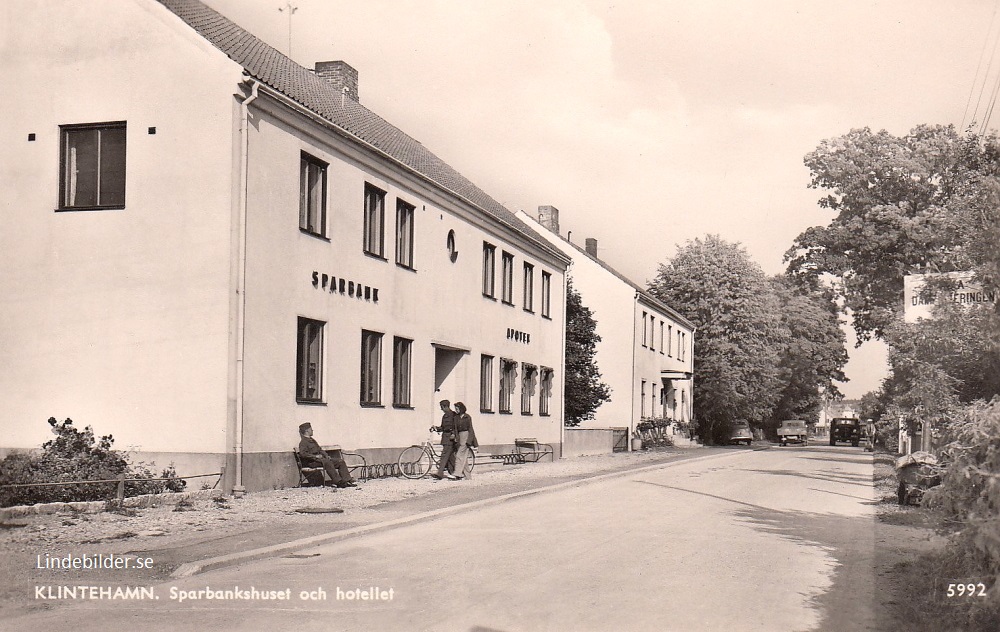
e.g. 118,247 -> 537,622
649,235 -> 785,442
769,276 -> 849,425
564,277 -> 611,426
785,125 -> 999,342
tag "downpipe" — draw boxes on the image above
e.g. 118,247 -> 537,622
232,76 -> 259,498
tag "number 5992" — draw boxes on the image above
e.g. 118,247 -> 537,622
946,582 -> 987,597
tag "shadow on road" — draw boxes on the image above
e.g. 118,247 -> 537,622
634,479 -> 876,631
735,468 -> 872,488
776,445 -> 871,458
801,454 -> 874,466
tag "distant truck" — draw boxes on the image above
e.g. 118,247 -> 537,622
777,420 -> 808,446
829,417 -> 862,447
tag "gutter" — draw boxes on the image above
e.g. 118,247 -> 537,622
232,77 -> 259,497
630,291 -> 638,450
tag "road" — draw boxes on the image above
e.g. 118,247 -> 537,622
9,444 -> 875,632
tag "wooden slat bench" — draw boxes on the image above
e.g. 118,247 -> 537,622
293,447 -> 367,487
514,438 -> 554,463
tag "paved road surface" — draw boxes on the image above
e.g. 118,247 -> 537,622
9,445 -> 875,632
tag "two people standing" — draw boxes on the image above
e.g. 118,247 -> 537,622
432,400 -> 477,480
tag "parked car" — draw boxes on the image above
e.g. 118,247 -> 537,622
730,420 -> 753,446
829,417 -> 862,447
777,420 -> 808,446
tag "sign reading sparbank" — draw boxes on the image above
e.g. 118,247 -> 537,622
903,272 -> 998,323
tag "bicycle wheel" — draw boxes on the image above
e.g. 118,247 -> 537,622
397,446 -> 433,479
468,448 -> 476,472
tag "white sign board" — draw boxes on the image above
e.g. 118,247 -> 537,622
903,272 -> 997,323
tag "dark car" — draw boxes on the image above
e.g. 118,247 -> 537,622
730,420 -> 752,446
829,417 -> 862,447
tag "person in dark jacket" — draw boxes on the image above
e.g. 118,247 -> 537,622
431,400 -> 457,479
297,422 -> 356,488
450,401 -> 477,480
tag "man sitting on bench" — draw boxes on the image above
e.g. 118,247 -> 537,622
298,422 -> 357,488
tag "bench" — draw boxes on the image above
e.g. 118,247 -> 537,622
514,438 -> 554,463
293,446 -> 367,487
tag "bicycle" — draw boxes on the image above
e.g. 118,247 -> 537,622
397,427 -> 476,479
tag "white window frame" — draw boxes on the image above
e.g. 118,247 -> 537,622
360,330 -> 383,405
363,183 -> 386,258
299,152 -> 327,236
392,336 -> 412,407
296,317 -> 325,403
395,199 -> 415,269
59,121 -> 127,210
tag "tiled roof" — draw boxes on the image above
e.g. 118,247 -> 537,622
514,211 -> 694,329
156,0 -> 560,257
574,240 -> 696,330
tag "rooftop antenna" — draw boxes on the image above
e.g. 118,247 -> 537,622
278,2 -> 298,57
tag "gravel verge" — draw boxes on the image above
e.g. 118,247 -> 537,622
1,447 -> 711,618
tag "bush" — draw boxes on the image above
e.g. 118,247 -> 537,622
924,399 -> 1000,608
0,417 -> 185,508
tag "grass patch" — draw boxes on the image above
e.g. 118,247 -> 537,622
886,544 -> 1000,632
878,507 -> 940,529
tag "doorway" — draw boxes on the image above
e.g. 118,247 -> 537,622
432,343 -> 469,423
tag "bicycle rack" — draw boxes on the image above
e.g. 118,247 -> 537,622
355,462 -> 402,480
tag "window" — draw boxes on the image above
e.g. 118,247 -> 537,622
541,272 -> 552,318
539,368 -> 553,416
681,390 -> 687,421
296,317 -> 324,402
396,199 -> 415,268
501,252 -> 514,305
480,355 -> 494,412
447,230 -> 458,263
59,122 -> 126,210
659,322 -> 665,355
650,315 -> 656,351
299,152 -> 327,236
363,183 -> 385,258
523,263 -> 534,313
392,336 -> 412,407
360,330 -> 383,405
641,311 -> 648,347
677,330 -> 683,362
668,325 -> 673,357
641,380 -> 647,417
482,243 -> 496,298
521,363 -> 537,414
499,358 -> 517,414
651,383 -> 658,417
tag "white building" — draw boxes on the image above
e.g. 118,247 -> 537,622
518,207 -> 695,442
1,0 -> 570,491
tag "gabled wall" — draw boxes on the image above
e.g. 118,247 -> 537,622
517,210 -> 694,433
0,0 -> 244,472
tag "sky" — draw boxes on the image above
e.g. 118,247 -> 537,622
202,0 -> 998,398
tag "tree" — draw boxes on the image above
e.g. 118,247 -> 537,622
769,277 -> 849,428
649,235 -> 785,443
564,278 -> 611,426
785,125 -> 987,343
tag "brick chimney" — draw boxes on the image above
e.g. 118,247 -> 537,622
537,205 -> 560,234
314,61 -> 359,102
585,238 -> 598,258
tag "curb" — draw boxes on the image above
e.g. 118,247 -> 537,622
171,448 -> 740,578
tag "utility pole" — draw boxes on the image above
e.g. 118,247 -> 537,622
278,2 -> 298,58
